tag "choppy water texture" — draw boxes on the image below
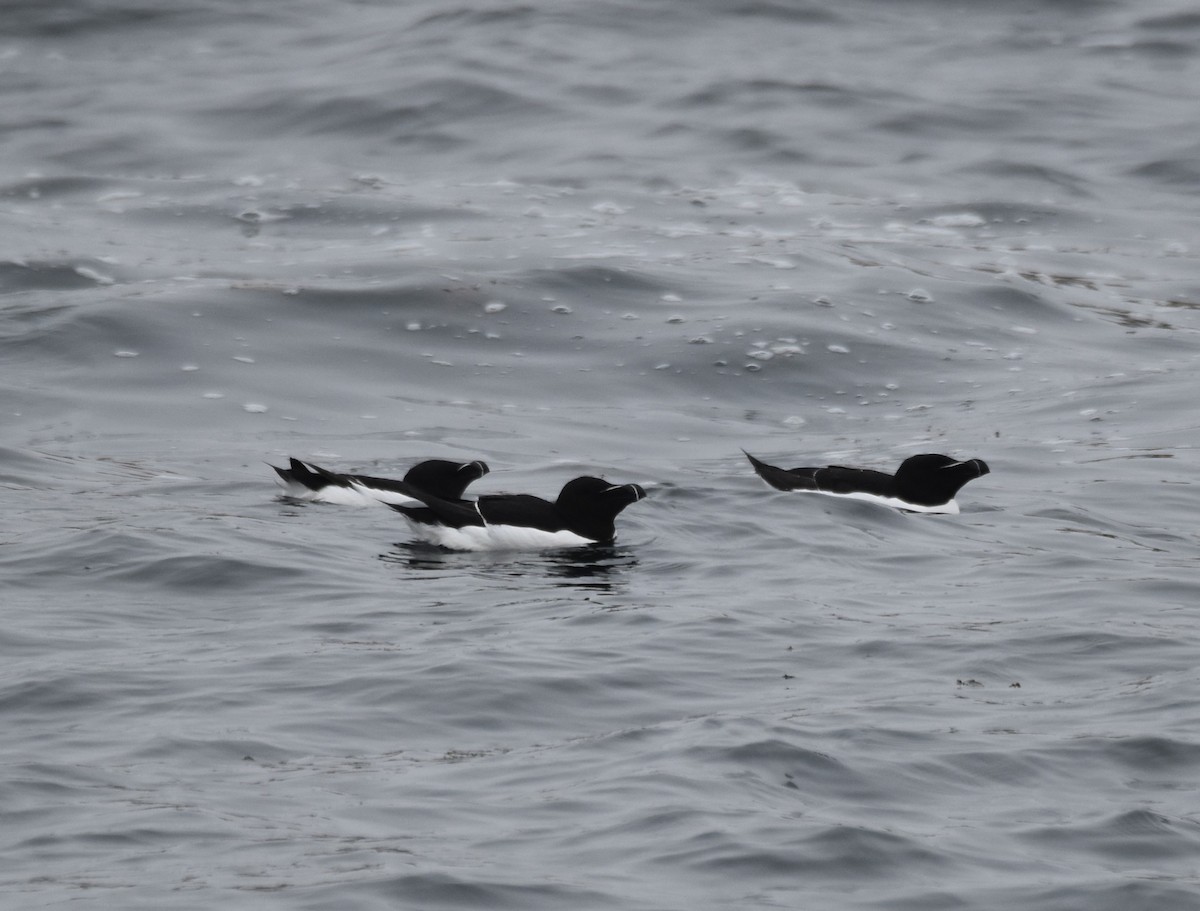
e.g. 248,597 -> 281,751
3,1 -> 1200,908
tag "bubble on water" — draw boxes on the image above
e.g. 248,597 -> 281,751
827,344 -> 850,354
484,301 -> 507,314
758,257 -> 796,270
232,355 -> 256,364
930,213 -> 985,228
77,265 -> 115,285
236,208 -> 290,224
113,350 -> 138,358
243,403 -> 268,413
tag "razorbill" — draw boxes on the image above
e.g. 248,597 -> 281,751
745,450 -> 989,514
389,476 -> 648,550
272,457 -> 489,507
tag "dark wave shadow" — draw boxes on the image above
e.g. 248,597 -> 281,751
379,542 -> 639,592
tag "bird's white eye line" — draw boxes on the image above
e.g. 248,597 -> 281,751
605,484 -> 642,498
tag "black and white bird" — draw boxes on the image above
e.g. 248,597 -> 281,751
272,457 -> 489,507
745,451 -> 989,514
388,476 -> 648,551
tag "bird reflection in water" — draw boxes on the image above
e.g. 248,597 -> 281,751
544,545 -> 638,591
381,542 -> 637,592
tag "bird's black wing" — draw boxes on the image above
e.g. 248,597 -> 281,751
273,458 -> 343,492
390,491 -> 483,528
810,466 -> 896,497
476,494 -> 561,530
744,451 -> 821,492
745,452 -> 897,497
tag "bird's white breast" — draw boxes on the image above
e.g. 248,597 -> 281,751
279,479 -> 418,507
405,519 -> 594,551
798,488 -> 960,515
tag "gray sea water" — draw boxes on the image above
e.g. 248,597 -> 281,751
4,1 -> 1200,908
